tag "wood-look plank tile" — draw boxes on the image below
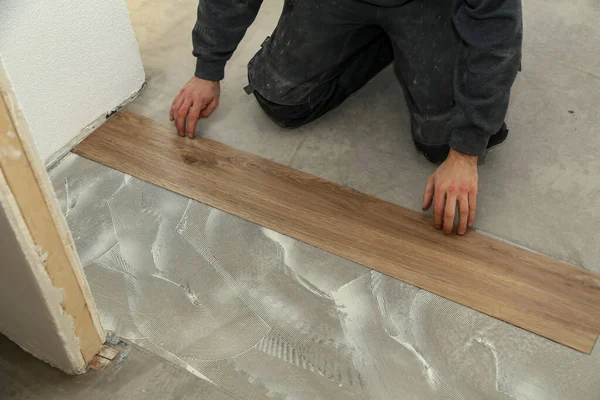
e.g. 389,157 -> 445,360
74,111 -> 600,353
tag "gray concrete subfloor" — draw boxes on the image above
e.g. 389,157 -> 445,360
126,0 -> 600,275
20,153 -> 600,400
4,1 -> 600,399
0,334 -> 238,400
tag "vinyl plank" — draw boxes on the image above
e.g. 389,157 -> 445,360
74,111 -> 600,353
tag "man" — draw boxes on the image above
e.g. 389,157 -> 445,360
170,0 -> 522,235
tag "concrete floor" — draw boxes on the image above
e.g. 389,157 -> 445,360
3,0 -> 600,399
127,0 -> 600,275
16,149 -> 599,400
0,334 -> 238,399
123,1 -> 600,397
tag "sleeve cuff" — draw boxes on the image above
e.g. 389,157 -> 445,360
194,58 -> 226,81
449,128 -> 490,157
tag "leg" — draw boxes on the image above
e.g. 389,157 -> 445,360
380,0 -> 458,162
247,0 -> 393,128
381,0 -> 508,164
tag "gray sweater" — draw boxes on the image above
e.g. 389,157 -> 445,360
192,0 -> 523,156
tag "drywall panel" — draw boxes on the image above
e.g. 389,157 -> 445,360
0,60 -> 104,373
0,0 -> 145,164
0,176 -> 85,373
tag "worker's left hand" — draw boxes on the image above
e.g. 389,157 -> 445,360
422,149 -> 478,235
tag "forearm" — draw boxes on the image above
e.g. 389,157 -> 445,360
450,0 -> 523,156
193,0 -> 263,81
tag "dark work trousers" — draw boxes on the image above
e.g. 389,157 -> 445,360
247,0 -> 470,160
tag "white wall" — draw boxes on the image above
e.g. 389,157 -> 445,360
0,0 -> 145,164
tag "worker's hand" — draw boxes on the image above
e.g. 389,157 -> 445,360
422,149 -> 478,235
170,77 -> 220,138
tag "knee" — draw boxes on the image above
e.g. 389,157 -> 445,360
252,90 -> 310,129
248,51 -> 312,128
247,46 -> 315,106
409,109 -> 453,146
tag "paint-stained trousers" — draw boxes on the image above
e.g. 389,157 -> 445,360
246,0 -> 508,163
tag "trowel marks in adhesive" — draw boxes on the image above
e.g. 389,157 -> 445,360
49,153 -> 600,400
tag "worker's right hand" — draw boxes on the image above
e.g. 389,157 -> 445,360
170,77 -> 221,138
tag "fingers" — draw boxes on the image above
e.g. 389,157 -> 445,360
433,189 -> 446,230
186,105 -> 201,138
457,193 -> 469,235
172,77 -> 221,138
200,99 -> 219,118
170,91 -> 183,122
468,190 -> 477,227
176,98 -> 192,136
422,176 -> 434,210
186,99 -> 218,137
172,97 -> 218,138
443,192 -> 457,234
427,152 -> 478,235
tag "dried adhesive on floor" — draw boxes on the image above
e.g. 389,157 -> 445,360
50,154 -> 600,399
73,111 -> 600,353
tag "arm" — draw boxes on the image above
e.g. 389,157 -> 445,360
423,0 -> 522,235
193,0 -> 264,81
450,0 -> 523,155
171,0 -> 263,136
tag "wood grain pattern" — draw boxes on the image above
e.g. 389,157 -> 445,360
74,111 -> 600,353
